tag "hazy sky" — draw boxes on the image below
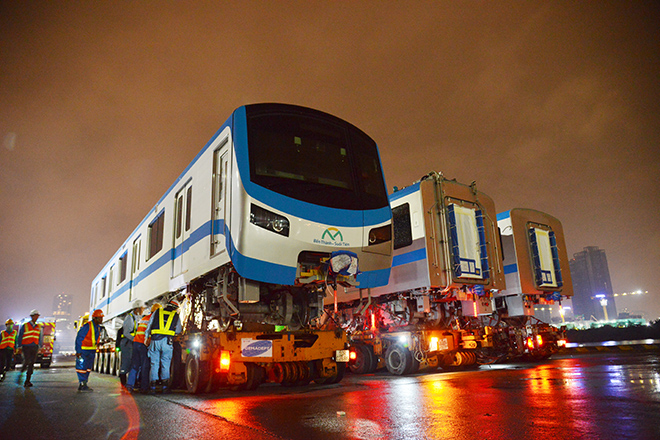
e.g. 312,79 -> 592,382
1,1 -> 659,321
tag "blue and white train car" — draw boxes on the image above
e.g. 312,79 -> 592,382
88,104 -> 392,388
495,208 -> 573,317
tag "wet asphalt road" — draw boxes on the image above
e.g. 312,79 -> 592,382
0,351 -> 658,440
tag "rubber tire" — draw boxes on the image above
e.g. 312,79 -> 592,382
40,362 -> 51,369
185,355 -> 209,394
384,344 -> 414,376
349,344 -> 376,375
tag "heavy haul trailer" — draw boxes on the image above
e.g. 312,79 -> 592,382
492,208 -> 573,360
329,172 -> 506,375
88,103 -> 393,391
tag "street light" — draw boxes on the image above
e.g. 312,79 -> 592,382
599,298 -> 609,321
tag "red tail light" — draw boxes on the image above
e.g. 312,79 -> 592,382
219,350 -> 231,372
349,350 -> 357,361
526,337 -> 534,350
536,335 -> 543,346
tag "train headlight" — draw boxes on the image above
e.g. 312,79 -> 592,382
368,224 -> 392,245
250,204 -> 290,237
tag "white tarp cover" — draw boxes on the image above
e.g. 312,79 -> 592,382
451,204 -> 483,280
533,228 -> 558,287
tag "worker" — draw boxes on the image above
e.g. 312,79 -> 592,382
145,299 -> 181,394
16,310 -> 43,387
75,309 -> 104,392
126,303 -> 160,393
0,319 -> 17,381
120,299 -> 145,386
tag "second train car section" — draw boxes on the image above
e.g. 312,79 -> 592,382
494,208 -> 573,358
334,172 -> 506,375
88,103 -> 393,391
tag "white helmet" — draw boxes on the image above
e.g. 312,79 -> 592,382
30,309 -> 40,316
132,300 -> 145,310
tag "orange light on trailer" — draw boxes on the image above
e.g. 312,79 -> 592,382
349,350 -> 357,361
429,337 -> 439,352
473,301 -> 478,316
371,313 -> 376,331
536,335 -> 543,346
526,337 -> 535,350
219,350 -> 231,372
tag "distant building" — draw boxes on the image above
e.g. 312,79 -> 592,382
569,246 -> 617,321
52,293 -> 75,352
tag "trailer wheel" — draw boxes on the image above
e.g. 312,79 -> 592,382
325,362 -> 346,384
384,344 -> 414,375
349,344 -> 376,375
40,362 -> 51,369
185,355 -> 209,394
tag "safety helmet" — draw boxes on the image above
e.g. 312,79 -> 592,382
5,319 -> 13,325
150,303 -> 162,313
92,309 -> 104,318
132,299 -> 145,310
168,299 -> 180,308
30,309 -> 40,316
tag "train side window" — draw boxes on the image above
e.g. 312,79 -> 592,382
185,186 -> 192,231
119,252 -> 127,284
108,265 -> 115,293
392,203 -> 413,250
100,276 -> 107,299
132,238 -> 141,273
175,194 -> 183,239
148,210 -> 165,260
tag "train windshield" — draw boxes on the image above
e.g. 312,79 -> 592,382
246,105 -> 388,210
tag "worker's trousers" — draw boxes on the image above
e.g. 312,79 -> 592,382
76,350 -> 96,382
148,337 -> 172,383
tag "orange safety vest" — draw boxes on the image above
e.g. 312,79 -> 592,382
0,330 -> 17,349
81,322 -> 99,350
21,322 -> 41,345
132,314 -> 151,345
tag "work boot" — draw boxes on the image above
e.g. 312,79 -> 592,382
148,381 -> 157,395
119,373 -> 127,386
78,381 -> 93,392
162,384 -> 171,394
24,380 -> 33,387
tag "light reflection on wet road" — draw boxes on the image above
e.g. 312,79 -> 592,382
171,352 -> 660,440
1,352 -> 658,439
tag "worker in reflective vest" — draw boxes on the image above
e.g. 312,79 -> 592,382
0,319 -> 17,380
75,309 -> 104,392
145,299 -> 181,394
126,303 -> 160,393
17,310 -> 43,387
120,299 -> 145,387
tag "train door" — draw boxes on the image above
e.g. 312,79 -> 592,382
129,236 -> 141,301
173,181 -> 193,277
211,140 -> 229,256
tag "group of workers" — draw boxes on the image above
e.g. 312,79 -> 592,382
0,309 -> 45,387
0,298 -> 181,394
74,298 -> 181,393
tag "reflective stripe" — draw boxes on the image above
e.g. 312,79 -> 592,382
0,330 -> 16,349
133,314 -> 151,344
151,310 -> 177,336
22,322 -> 41,345
81,323 -> 97,350
130,314 -> 139,337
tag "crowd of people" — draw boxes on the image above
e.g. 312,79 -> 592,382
1,299 -> 181,394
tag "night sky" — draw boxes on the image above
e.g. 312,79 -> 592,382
1,1 -> 659,322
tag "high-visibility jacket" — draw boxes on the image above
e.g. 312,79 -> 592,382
0,330 -> 16,349
21,322 -> 41,346
77,322 -> 100,351
150,309 -> 178,336
133,314 -> 151,345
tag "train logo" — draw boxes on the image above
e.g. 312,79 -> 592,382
322,227 -> 343,242
241,339 -> 273,358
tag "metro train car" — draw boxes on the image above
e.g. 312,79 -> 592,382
89,103 -> 393,390
493,208 -> 573,359
331,172 -> 506,375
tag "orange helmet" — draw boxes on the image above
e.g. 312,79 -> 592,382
92,309 -> 104,318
